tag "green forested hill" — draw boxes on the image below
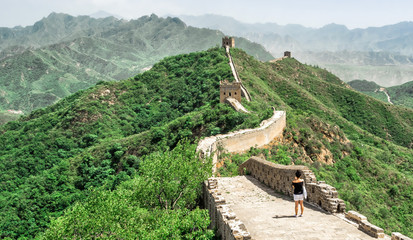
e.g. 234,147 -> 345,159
0,48 -> 269,239
387,81 -> 413,108
0,13 -> 273,116
229,49 -> 413,236
349,79 -> 413,109
0,48 -> 412,238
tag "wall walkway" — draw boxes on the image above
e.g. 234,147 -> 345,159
226,46 -> 251,102
197,110 -> 286,171
215,175 -> 379,240
199,43 -> 411,239
239,156 -> 346,214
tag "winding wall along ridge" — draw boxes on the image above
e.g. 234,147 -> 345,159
225,46 -> 251,102
197,109 -> 286,171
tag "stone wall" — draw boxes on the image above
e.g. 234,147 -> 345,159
284,51 -> 291,58
225,45 -> 251,102
222,37 -> 235,48
220,80 -> 241,103
239,156 -> 346,214
345,211 -> 385,238
197,110 -> 286,171
392,232 -> 412,240
225,97 -> 249,113
203,178 -> 251,240
345,211 -> 413,239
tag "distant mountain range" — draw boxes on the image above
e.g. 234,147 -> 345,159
0,13 -> 273,115
179,14 -> 413,54
178,14 -> 413,86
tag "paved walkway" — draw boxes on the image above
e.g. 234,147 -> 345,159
218,176 -> 381,240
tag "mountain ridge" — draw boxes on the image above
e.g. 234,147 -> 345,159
0,47 -> 411,238
0,13 -> 273,116
179,14 -> 413,53
178,14 -> 413,86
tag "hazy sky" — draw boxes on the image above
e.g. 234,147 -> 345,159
1,0 -> 412,29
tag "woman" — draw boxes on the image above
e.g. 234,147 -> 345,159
292,170 -> 304,217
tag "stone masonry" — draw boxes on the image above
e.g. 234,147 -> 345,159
197,110 -> 286,172
220,80 -> 242,103
224,38 -> 251,102
203,178 -> 251,240
222,36 -> 235,48
239,156 -> 346,214
345,211 -> 412,239
391,232 -> 412,240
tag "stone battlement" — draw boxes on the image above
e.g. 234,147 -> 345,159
220,80 -> 241,103
203,178 -> 251,240
222,36 -> 235,48
197,110 -> 286,171
239,156 -> 346,214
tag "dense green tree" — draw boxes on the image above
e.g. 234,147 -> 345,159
41,141 -> 213,239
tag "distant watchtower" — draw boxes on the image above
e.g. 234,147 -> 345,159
222,37 -> 235,48
284,51 -> 291,58
220,80 -> 241,103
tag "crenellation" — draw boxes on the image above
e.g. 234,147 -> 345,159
220,80 -> 242,103
359,220 -> 385,238
392,232 -> 412,240
197,110 -> 286,172
240,157 -> 346,213
203,178 -> 252,240
222,36 -> 235,48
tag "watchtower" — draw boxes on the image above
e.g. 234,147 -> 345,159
220,80 -> 241,103
222,37 -> 235,48
284,51 -> 291,58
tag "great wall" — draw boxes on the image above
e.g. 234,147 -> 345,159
197,37 -> 412,240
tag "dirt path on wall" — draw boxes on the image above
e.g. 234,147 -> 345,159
218,176 -> 379,240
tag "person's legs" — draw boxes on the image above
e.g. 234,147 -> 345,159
295,200 -> 299,216
299,200 -> 304,216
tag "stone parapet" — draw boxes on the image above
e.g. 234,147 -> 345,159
203,178 -> 251,240
392,232 -> 412,240
197,110 -> 286,172
345,210 -> 367,224
239,156 -> 345,213
359,220 -> 385,238
345,210 -> 387,238
306,182 -> 346,213
225,97 -> 249,113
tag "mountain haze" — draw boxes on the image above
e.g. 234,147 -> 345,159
179,14 -> 413,54
179,14 -> 413,86
0,13 -> 273,115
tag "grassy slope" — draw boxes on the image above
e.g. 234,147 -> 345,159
229,48 -> 412,236
0,47 -> 412,238
0,48 -> 272,239
348,79 -> 413,109
387,81 -> 413,109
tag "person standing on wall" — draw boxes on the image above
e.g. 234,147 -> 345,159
292,170 -> 305,217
